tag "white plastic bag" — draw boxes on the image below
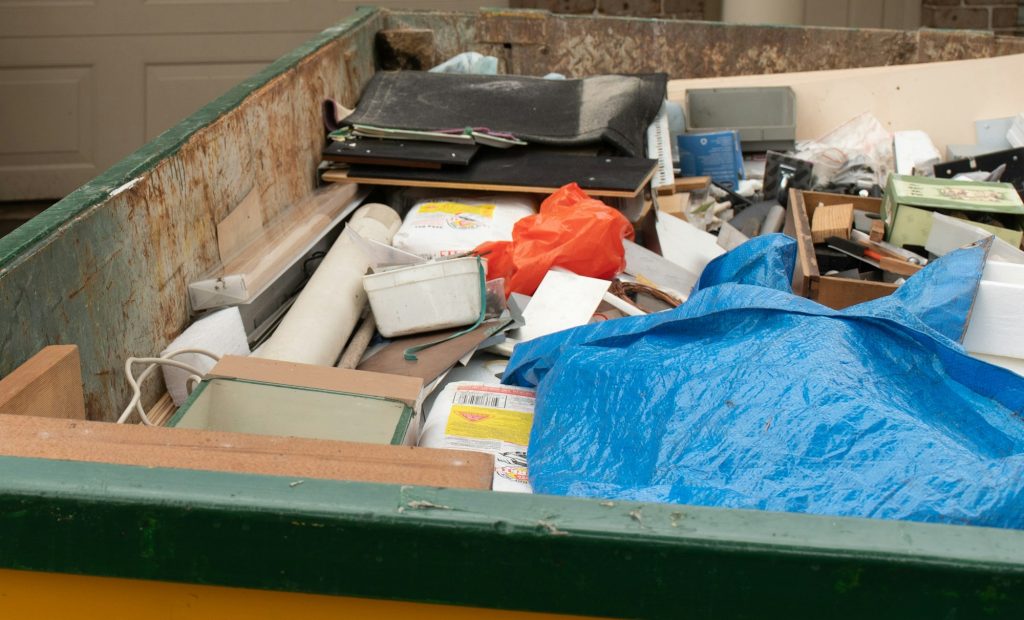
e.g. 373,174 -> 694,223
419,381 -> 536,493
392,195 -> 535,259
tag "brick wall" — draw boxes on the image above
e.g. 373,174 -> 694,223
922,1 -> 1024,35
509,0 -> 710,20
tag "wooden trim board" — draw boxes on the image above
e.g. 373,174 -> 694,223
208,355 -> 424,409
0,414 -> 493,490
321,167 -> 652,199
0,345 -> 85,420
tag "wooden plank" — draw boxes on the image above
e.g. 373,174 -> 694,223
0,414 -> 493,490
880,256 -> 922,277
214,183 -> 360,296
673,176 -> 711,193
146,393 -> 177,427
811,203 -> 854,245
0,345 -> 84,420
322,168 -> 647,199
216,186 -> 265,264
816,276 -> 899,310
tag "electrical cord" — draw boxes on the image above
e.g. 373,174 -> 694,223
117,348 -> 221,425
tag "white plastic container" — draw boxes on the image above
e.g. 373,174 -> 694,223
363,257 -> 483,338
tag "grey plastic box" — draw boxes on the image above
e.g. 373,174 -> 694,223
685,86 -> 796,152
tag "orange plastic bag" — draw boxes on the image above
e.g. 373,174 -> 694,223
475,183 -> 634,297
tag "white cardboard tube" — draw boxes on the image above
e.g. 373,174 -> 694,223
256,203 -> 400,366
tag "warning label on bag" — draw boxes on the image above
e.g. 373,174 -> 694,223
418,201 -> 496,218
439,385 -> 535,493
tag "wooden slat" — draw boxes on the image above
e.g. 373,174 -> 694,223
146,394 -> 177,427
0,414 -> 493,490
0,345 -> 85,420
321,168 -> 650,199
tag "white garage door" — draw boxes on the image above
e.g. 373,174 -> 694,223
0,1 -> 505,201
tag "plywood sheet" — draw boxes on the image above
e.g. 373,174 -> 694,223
0,414 -> 493,490
667,54 -> 1024,153
0,345 -> 84,419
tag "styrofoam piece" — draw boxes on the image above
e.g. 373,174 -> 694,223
602,291 -> 646,316
983,260 -> 1024,285
971,353 -> 1024,377
926,212 -> 1024,264
716,221 -> 750,251
894,130 -> 941,176
623,239 -> 697,299
188,274 -> 248,310
516,270 -> 611,343
161,307 -> 250,406
420,381 -> 536,493
343,226 -> 425,272
1008,113 -> 1024,149
655,210 -> 726,278
760,204 -> 786,235
255,203 -> 401,366
946,144 -> 1005,160
976,116 -> 1014,147
363,256 -> 482,338
963,281 -> 1024,358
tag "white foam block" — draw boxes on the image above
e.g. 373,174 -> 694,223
963,281 -> 1024,359
972,353 -> 1024,377
926,212 -> 1024,264
623,239 -> 698,299
161,307 -> 250,405
717,221 -> 750,251
516,270 -> 611,343
894,130 -> 941,175
983,260 -> 1024,285
655,211 -> 725,278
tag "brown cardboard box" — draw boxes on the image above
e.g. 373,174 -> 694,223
785,189 -> 897,309
0,414 -> 494,490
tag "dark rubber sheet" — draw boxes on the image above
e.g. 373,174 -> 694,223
343,72 -> 668,157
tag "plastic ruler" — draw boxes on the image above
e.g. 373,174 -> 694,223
646,104 -> 675,191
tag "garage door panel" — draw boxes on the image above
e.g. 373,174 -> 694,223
0,2 -> 504,200
145,61 -> 273,141
0,66 -> 94,163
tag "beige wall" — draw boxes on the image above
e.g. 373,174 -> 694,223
0,1 -> 506,202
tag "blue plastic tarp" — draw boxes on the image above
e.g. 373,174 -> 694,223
506,234 -> 1024,529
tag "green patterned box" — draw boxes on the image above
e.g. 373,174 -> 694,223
882,175 -> 1024,249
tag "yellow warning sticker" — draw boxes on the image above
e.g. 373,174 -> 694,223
418,201 -> 496,218
445,405 -> 533,446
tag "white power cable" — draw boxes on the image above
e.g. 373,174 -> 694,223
117,348 -> 221,425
